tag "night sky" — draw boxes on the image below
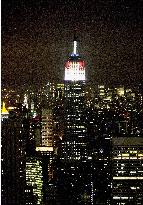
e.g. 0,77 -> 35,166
2,0 -> 143,89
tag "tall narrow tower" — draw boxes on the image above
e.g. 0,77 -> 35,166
56,37 -> 92,204
63,36 -> 87,160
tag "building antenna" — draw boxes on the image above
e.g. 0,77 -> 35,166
73,32 -> 78,55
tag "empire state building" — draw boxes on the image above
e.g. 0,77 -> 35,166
63,36 -> 87,161
56,37 -> 93,204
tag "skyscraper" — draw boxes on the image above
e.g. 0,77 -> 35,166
41,109 -> 54,147
63,36 -> 87,161
56,37 -> 95,204
112,137 -> 143,204
1,106 -> 29,205
26,157 -> 43,205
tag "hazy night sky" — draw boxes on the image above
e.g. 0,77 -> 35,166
2,0 -> 143,89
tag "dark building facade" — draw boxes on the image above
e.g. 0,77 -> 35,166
1,107 -> 29,205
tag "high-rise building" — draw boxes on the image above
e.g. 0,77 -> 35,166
31,107 -> 55,204
41,109 -> 54,147
63,36 -> 87,161
55,37 -> 96,204
1,106 -> 29,205
35,147 -> 54,204
26,157 -> 43,205
112,137 -> 143,204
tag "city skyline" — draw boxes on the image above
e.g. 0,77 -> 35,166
2,0 -> 143,89
1,1 -> 143,204
2,38 -> 143,203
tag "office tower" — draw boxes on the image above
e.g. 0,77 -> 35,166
23,83 -> 56,205
30,115 -> 41,149
35,147 -> 55,204
53,83 -> 65,143
40,108 -> 54,181
85,103 -> 113,204
1,106 -> 29,205
26,157 -> 43,205
112,137 -> 143,204
41,109 -> 54,147
56,37 -> 96,204
26,107 -> 54,204
63,36 -> 86,160
30,107 -> 55,204
111,88 -> 143,204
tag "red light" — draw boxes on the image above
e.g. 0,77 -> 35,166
65,60 -> 85,70
65,61 -> 72,69
79,61 -> 85,70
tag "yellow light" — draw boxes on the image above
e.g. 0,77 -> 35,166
8,106 -> 16,110
1,102 -> 9,115
121,154 -> 129,156
130,151 -> 137,153
113,157 -> 138,160
138,154 -> 143,157
36,147 -> 53,152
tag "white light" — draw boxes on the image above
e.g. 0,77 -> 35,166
113,176 -> 143,180
65,61 -> 85,81
73,41 -> 77,54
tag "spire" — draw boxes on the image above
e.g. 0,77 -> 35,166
72,33 -> 79,56
1,102 -> 9,115
73,33 -> 77,55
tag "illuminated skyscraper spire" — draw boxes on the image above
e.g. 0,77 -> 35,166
73,34 -> 77,55
1,102 -> 9,115
65,34 -> 85,81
